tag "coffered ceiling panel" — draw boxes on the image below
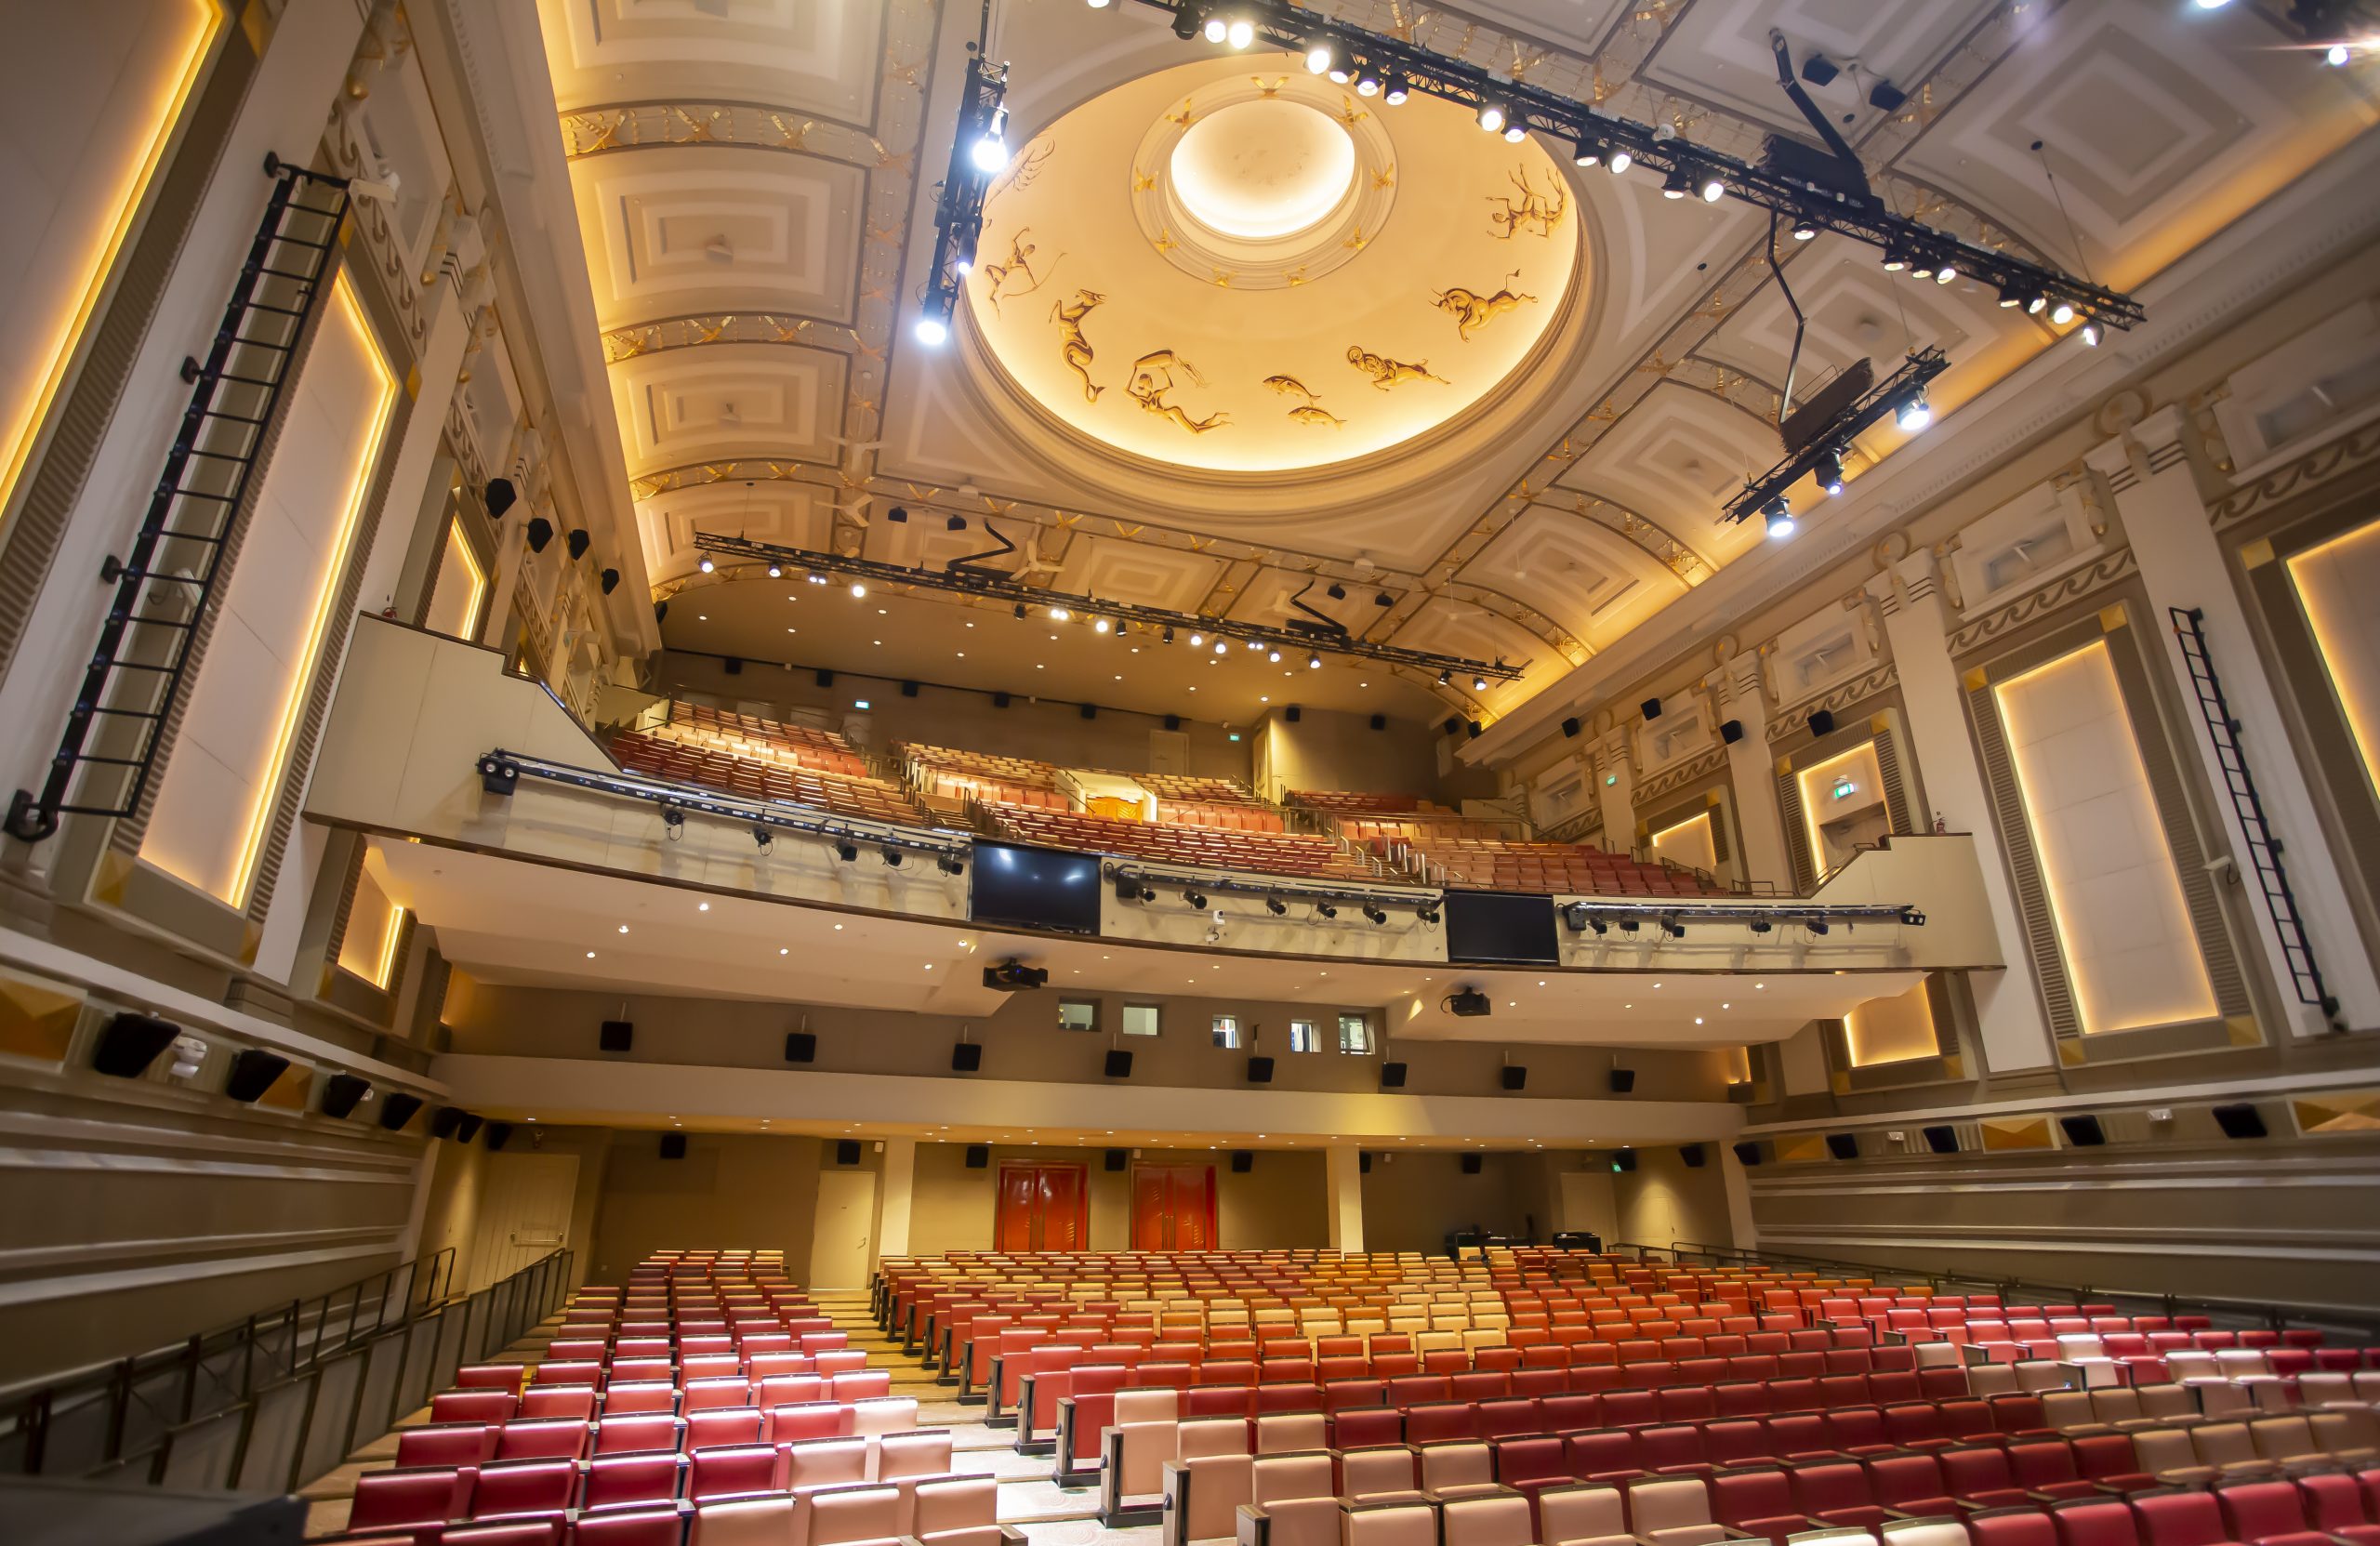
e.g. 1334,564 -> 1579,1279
641,478 -> 840,586
1554,380 -> 1777,573
611,341 -> 846,472
540,0 -> 886,124
1470,505 -> 1687,649
575,147 -> 868,327
1695,232 -> 2006,398
1638,0 -> 1992,142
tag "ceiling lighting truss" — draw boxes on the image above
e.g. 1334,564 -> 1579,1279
690,532 -> 1526,681
1722,348 -> 1949,527
477,749 -> 972,865
1107,863 -> 1441,918
1560,899 -> 1925,932
916,47 -> 1009,346
1126,2 -> 2143,334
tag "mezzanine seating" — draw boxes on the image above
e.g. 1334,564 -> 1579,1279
663,705 -> 873,781
975,800 -> 1373,879
609,731 -> 929,827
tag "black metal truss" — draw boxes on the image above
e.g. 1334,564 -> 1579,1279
918,50 -> 1008,339
1559,900 -> 1926,932
689,532 -> 1527,681
1722,349 -> 1950,526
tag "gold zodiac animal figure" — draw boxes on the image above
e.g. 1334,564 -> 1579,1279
1261,375 -> 1320,402
1345,346 -> 1449,390
1050,289 -> 1105,403
1288,404 -> 1347,428
1263,375 -> 1345,427
1431,273 -> 1539,339
979,230 -> 1051,314
1487,169 -> 1567,240
1126,350 -> 1228,433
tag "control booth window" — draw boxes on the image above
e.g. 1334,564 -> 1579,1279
1058,999 -> 1098,1033
1289,1019 -> 1320,1053
1210,1014 -> 1241,1049
1338,1014 -> 1374,1054
1122,1004 -> 1161,1037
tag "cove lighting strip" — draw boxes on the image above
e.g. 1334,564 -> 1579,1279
689,532 -> 1526,681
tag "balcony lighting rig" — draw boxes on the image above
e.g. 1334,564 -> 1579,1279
1724,349 -> 1950,534
1560,900 -> 1925,935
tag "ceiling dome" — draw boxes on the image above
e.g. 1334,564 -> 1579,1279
962,58 -> 1583,476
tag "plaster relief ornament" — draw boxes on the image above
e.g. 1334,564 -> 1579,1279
1431,273 -> 1539,339
1050,289 -> 1105,403
1487,168 -> 1567,240
980,230 -> 1056,315
1263,376 -> 1346,427
1346,346 -> 1450,391
1127,350 -> 1229,432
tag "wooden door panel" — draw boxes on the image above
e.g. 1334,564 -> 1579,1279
1038,1166 -> 1085,1250
995,1165 -> 1038,1251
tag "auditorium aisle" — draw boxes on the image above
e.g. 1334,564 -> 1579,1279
298,1288 -> 1144,1543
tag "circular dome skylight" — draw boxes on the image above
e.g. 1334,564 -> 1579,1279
1168,99 -> 1357,241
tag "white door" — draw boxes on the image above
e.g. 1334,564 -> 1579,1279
469,1152 -> 579,1291
808,1169 -> 878,1290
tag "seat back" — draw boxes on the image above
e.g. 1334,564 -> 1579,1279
1443,1491 -> 1536,1546
1540,1484 -> 1629,1546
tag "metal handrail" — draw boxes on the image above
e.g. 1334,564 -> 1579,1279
1619,1239 -> 2380,1341
0,1246 -> 456,1476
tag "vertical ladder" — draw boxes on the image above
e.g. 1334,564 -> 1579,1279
7,157 -> 350,844
2167,605 -> 2337,1019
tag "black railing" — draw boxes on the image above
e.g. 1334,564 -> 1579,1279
3,1249 -> 572,1494
1617,1239 -> 2380,1343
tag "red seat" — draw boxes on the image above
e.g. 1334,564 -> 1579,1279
469,1459 -> 576,1522
2217,1480 -> 2334,1546
571,1506 -> 692,1545
2050,1500 -> 2144,1546
350,1467 -> 475,1532
396,1424 -> 498,1469
580,1452 -> 684,1512
2132,1488 -> 2241,1546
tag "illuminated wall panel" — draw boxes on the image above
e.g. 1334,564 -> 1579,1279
1844,979 -> 1937,1067
0,1 -> 218,527
423,522 -> 487,641
1994,640 -> 2216,1034
2286,515 -> 2380,803
336,865 -> 406,989
143,273 -> 396,906
1796,741 -> 1886,878
1649,811 -> 1716,873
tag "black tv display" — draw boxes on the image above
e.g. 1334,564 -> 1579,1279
969,841 -> 1103,934
1443,889 -> 1560,965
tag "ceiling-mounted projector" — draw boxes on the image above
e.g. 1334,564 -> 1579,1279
983,959 -> 1049,991
1446,988 -> 1492,1018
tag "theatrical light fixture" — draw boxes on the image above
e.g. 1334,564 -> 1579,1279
1382,74 -> 1408,105
2327,43 -> 2350,66
1308,654 -> 1322,669
766,563 -> 782,577
1093,616 -> 1110,633
1316,903 -> 1338,919
1361,904 -> 1388,925
1897,393 -> 1932,432
1813,450 -> 1844,496
2049,300 -> 2077,326
850,581 -> 867,598
1699,170 -> 1726,203
969,105 -> 1009,171
946,514 -> 968,532
752,825 -> 773,850
1304,37 -> 1333,73
1476,100 -> 1507,133
1050,605 -> 1069,620
1227,16 -> 1255,47
1764,496 -> 1795,539
917,47 -> 1007,349
1187,631 -> 1203,646
1183,889 -> 1209,909
697,556 -> 715,574
2080,322 -> 2102,347
1267,648 -> 1282,663
1355,65 -> 1382,96
1214,641 -> 1228,654
1661,164 -> 1694,199
1437,670 -> 1452,686
1472,674 -> 1488,692
1266,895 -> 1287,915
1326,581 -> 1347,600
835,839 -> 859,862
1792,216 -> 1818,240
1725,349 -> 1947,529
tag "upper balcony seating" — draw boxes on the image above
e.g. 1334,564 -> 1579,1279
1341,817 -> 1515,845
610,731 -> 929,827
1139,773 -> 1265,808
1423,839 -> 1730,897
901,743 -> 1072,810
977,800 -> 1371,879
1287,791 -> 1448,815
666,703 -> 871,779
1158,800 -> 1288,834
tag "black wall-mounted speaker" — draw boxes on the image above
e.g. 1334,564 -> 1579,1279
454,1114 -> 483,1144
1720,720 -> 1743,744
785,1032 -> 816,1064
92,1011 -> 179,1078
900,681 -> 920,697
723,655 -> 743,676
1825,1131 -> 1860,1160
1442,717 -> 1463,736
1104,1049 -> 1133,1078
1466,720 -> 1482,738
484,478 -> 516,519
1807,708 -> 1836,737
2058,1114 -> 2108,1147
951,1042 -> 982,1073
1284,705 -> 1302,722
1460,1153 -> 1484,1175
1608,1068 -> 1636,1094
1731,1141 -> 1764,1166
1359,1151 -> 1372,1174
1079,703 -> 1097,720
377,1093 -> 424,1131
1104,1148 -> 1128,1171
599,1020 -> 633,1052
1611,1148 -> 1637,1172
964,1144 -> 990,1169
1562,717 -> 1581,738
321,1073 -> 372,1119
815,668 -> 834,688
660,1132 -> 686,1160
430,1106 -> 465,1140
992,692 -> 1011,708
1679,1143 -> 1706,1169
2212,1103 -> 2267,1140
224,1049 -> 290,1103
601,568 -> 619,595
1923,1125 -> 1961,1154
483,1121 -> 513,1151
1369,714 -> 1386,731
565,528 -> 590,562
1231,1150 -> 1253,1173
1165,714 -> 1183,732
1501,1065 -> 1528,1091
524,516 -> 552,553
835,1139 -> 862,1166
1246,1055 -> 1275,1084
1641,697 -> 1663,720
1380,1061 -> 1408,1090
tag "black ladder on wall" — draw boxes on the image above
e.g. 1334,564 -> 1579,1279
2167,605 -> 2337,1022
6,156 -> 350,845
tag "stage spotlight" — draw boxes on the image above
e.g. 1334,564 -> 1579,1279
914,312 -> 949,346
2049,300 -> 2077,326
881,847 -> 904,867
1881,237 -> 1911,271
1315,903 -> 1338,919
752,825 -> 773,851
1765,496 -> 1794,538
2080,321 -> 2101,347
1661,164 -> 1694,199
1436,670 -> 1451,686
1202,14 -> 1226,42
1477,100 -> 1507,134
1607,145 -> 1633,174
1814,451 -> 1844,496
1214,641 -> 1227,654
1375,590 -> 1394,607
946,514 -> 968,532
850,581 -> 867,598
1416,904 -> 1440,924
697,556 -> 715,573
969,107 -> 1009,171
1792,216 -> 1818,241
1308,654 -> 1322,670
1355,66 -> 1382,97
1051,605 -> 1070,621
835,839 -> 858,863
1808,918 -> 1831,936
1267,648 -> 1281,663
1013,601 -> 1027,619
1225,16 -> 1254,48
1896,394 -> 1932,432
1183,890 -> 1208,910
1265,895 -> 1287,916
1188,631 -> 1203,645
938,853 -> 966,875
767,562 -> 783,577
1094,617 -> 1111,634
1326,581 -> 1347,600
1699,171 -> 1725,202
1660,916 -> 1686,938
1362,904 -> 1387,925
1382,74 -> 1408,105
659,803 -> 684,833
1303,37 -> 1333,73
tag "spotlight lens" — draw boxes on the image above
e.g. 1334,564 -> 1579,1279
1309,655 -> 1321,669
914,314 -> 949,346
1226,18 -> 1253,47
1305,44 -> 1332,73
1384,82 -> 1408,105
1051,606 -> 1070,621
1700,177 -> 1725,202
2049,300 -> 2076,325
698,557 -> 715,573
1215,641 -> 1227,654
1767,509 -> 1795,539
969,135 -> 1007,172
1478,103 -> 1505,133
1607,149 -> 1632,174
1087,0 -> 1110,7
2325,43 -> 2349,65
1793,219 -> 1818,240
1503,124 -> 1527,143
1188,632 -> 1203,646
1203,16 -> 1226,42
1897,399 -> 1932,432
2080,322 -> 2102,347
1093,616 -> 1110,633
851,582 -> 866,598
1355,73 -> 1380,96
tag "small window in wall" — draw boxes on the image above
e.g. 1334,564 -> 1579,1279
1337,1014 -> 1374,1054
1289,1019 -> 1320,1052
1210,1014 -> 1241,1049
1121,1004 -> 1161,1037
1058,999 -> 1098,1033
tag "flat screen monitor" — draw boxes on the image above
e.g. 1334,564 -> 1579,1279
1443,889 -> 1559,965
969,841 -> 1102,934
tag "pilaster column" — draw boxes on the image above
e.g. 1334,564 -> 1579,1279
1326,1143 -> 1364,1254
1864,549 -> 2056,1072
1593,731 -> 1634,852
1709,656 -> 1792,885
2084,406 -> 2379,1029
877,1137 -> 916,1260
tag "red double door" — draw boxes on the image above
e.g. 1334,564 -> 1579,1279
1130,1164 -> 1217,1251
994,1163 -> 1088,1251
